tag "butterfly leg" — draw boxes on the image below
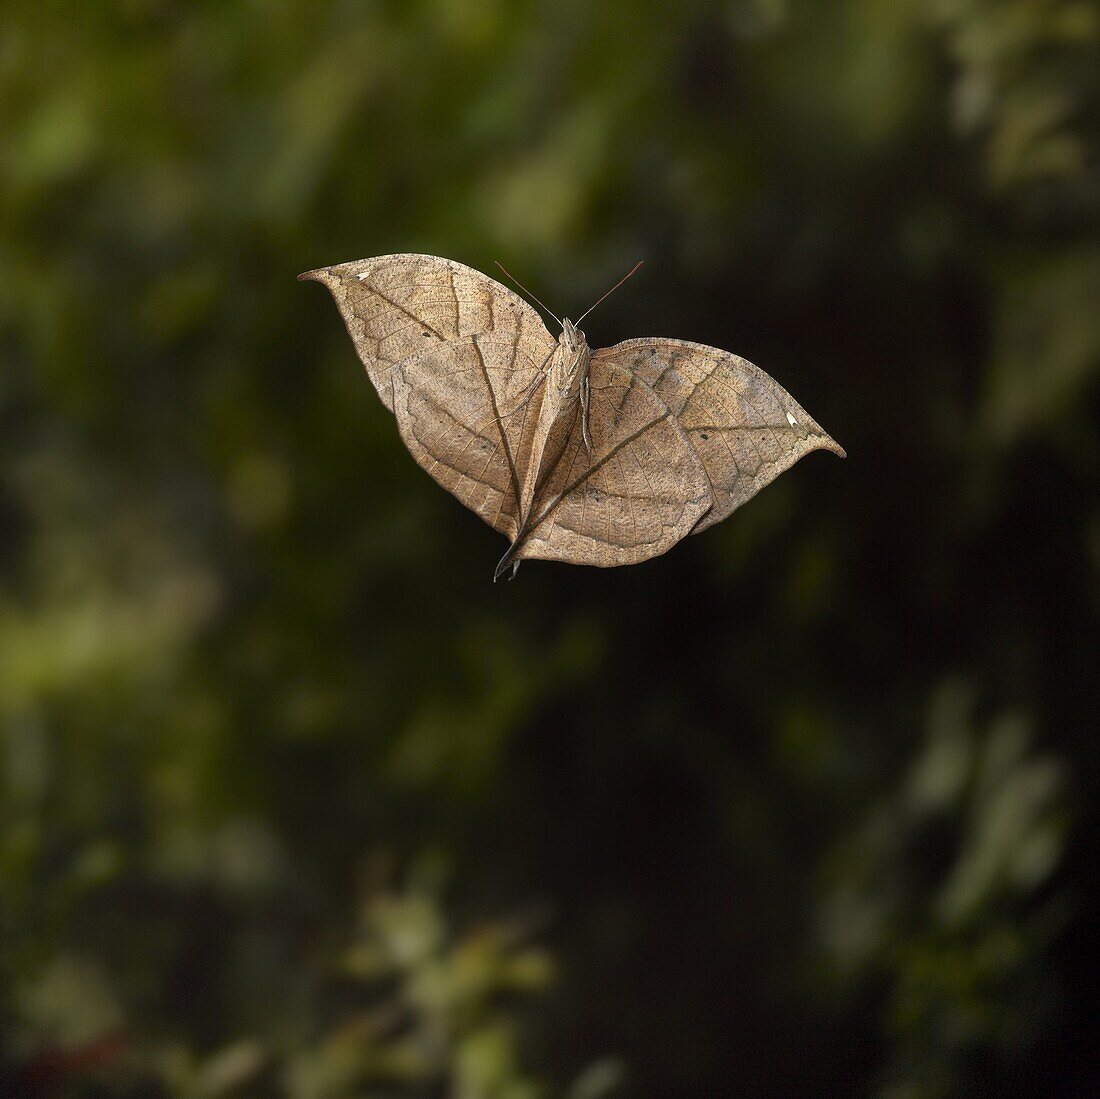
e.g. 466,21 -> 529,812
581,374 -> 592,453
499,373 -> 543,421
496,349 -> 555,424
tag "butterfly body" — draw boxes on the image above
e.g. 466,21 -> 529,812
299,254 -> 844,577
517,317 -> 591,517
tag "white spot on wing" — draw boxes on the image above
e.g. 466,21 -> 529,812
357,271 -> 371,280
786,411 -> 798,427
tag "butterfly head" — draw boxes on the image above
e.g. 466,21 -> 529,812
560,317 -> 586,355
553,318 -> 591,395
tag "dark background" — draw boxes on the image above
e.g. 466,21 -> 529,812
2,1 -> 1099,1096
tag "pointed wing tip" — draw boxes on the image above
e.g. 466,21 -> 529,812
297,269 -> 322,283
814,433 -> 846,459
494,545 -> 521,581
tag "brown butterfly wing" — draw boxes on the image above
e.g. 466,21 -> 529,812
391,333 -> 555,541
594,338 -> 845,533
298,253 -> 554,412
503,358 -> 712,571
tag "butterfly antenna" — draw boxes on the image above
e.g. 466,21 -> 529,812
494,262 -> 562,326
574,260 -> 645,326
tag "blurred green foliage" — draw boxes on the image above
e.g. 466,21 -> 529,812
1,1 -> 1098,1096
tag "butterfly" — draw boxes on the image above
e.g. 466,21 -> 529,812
299,254 -> 844,580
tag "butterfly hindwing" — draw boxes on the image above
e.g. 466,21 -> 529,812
391,334 -> 555,540
505,359 -> 712,569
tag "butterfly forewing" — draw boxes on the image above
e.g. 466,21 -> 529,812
298,254 -> 555,411
596,338 -> 845,533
